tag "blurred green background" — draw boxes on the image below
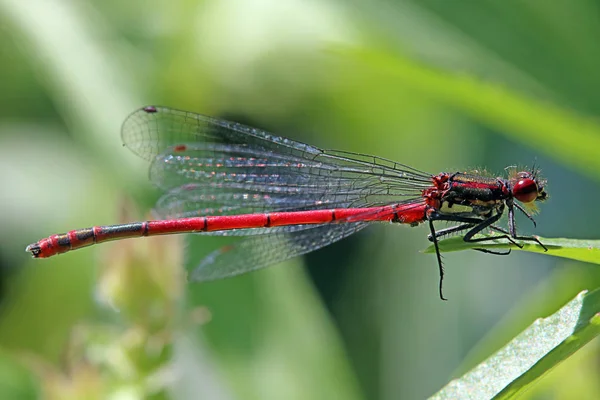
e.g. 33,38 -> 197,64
1,0 -> 600,399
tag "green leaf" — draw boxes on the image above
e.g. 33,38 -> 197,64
429,289 -> 600,399
424,236 -> 600,265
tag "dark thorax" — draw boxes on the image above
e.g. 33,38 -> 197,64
438,173 -> 510,218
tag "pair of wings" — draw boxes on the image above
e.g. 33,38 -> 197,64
121,106 -> 433,281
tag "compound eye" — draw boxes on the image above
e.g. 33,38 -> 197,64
513,177 -> 538,203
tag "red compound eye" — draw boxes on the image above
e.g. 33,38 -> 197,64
513,177 -> 539,203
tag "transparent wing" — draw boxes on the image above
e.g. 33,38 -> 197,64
189,222 -> 369,282
122,106 -> 433,219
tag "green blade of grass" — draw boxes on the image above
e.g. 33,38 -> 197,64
424,236 -> 600,265
429,289 -> 600,399
332,46 -> 600,179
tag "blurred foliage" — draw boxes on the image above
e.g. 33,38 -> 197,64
0,0 -> 600,399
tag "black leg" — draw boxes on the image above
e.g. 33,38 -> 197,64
490,225 -> 510,235
429,222 -> 513,255
428,209 -> 523,248
461,212 -> 523,248
425,202 -> 547,300
473,248 -> 512,255
427,222 -> 476,242
427,218 -> 447,301
514,202 -> 537,228
428,220 -> 515,241
473,224 -> 513,254
508,201 -> 516,236
507,201 -> 548,251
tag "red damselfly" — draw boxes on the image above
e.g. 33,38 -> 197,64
26,106 -> 548,299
